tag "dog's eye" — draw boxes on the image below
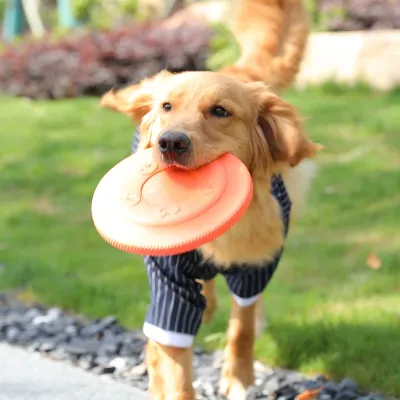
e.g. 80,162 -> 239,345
162,102 -> 172,112
210,106 -> 231,118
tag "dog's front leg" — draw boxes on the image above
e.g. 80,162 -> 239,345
146,339 -> 195,400
219,296 -> 258,400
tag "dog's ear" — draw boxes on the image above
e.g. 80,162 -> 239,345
100,70 -> 172,122
247,82 -> 323,168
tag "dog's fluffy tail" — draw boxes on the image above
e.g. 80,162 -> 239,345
222,0 -> 309,90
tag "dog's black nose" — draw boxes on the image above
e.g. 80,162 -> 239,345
158,131 -> 191,155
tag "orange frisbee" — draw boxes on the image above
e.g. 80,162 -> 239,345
91,148 -> 253,256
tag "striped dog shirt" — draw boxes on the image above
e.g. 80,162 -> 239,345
131,128 -> 291,347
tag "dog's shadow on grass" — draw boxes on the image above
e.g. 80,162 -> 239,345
264,319 -> 400,395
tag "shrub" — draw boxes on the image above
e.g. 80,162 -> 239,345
318,0 -> 400,31
0,20 -> 212,99
206,23 -> 239,72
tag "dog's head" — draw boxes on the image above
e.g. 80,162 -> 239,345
101,70 -> 322,177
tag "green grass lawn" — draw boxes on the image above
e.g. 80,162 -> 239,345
1,86 -> 399,396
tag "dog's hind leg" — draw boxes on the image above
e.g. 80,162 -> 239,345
199,279 -> 218,324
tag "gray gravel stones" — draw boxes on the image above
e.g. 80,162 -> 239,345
0,297 -> 388,400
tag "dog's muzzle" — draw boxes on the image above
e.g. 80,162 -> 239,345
158,131 -> 192,167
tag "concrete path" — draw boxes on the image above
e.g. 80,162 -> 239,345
0,343 -> 147,400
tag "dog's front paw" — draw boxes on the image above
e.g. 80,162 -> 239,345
219,358 -> 253,400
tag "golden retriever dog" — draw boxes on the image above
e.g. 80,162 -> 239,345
100,1 -> 322,399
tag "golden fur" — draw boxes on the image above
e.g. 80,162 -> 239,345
101,71 -> 321,266
222,0 -> 309,90
100,1 -> 321,399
